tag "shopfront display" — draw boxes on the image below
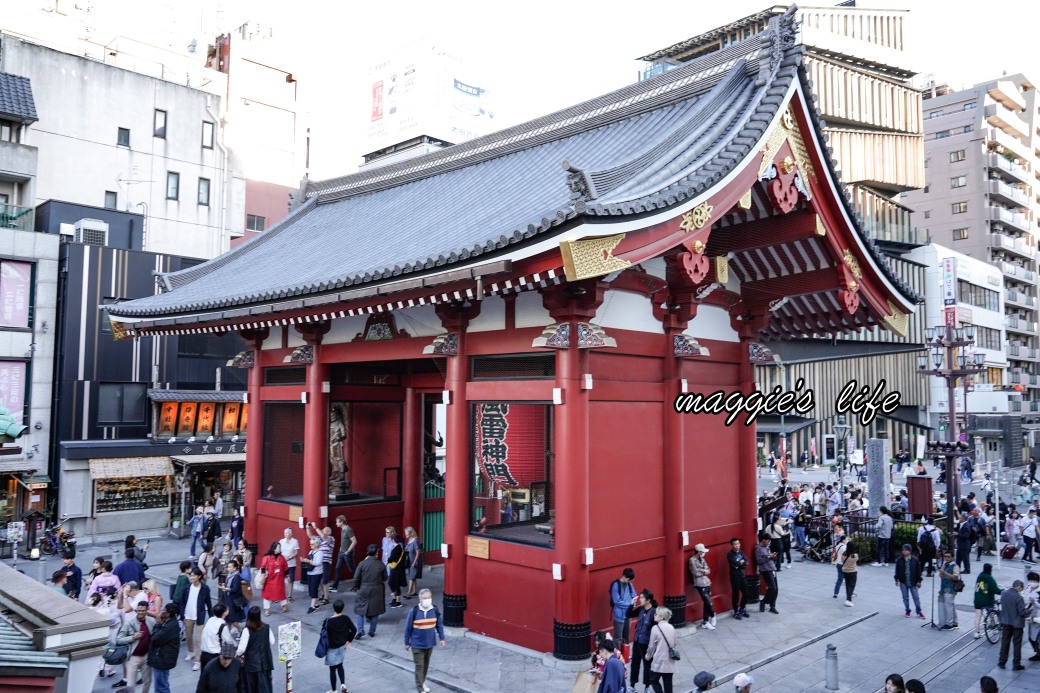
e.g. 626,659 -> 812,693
88,457 -> 173,534
94,476 -> 169,513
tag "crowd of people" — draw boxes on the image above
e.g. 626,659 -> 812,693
61,513 -> 441,693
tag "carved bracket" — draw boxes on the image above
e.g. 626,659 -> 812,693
423,332 -> 459,356
532,322 -> 617,349
674,334 -> 710,358
226,350 -> 256,368
284,344 -> 314,364
353,313 -> 409,342
532,323 -> 571,348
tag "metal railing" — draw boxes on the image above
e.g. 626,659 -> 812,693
0,204 -> 34,233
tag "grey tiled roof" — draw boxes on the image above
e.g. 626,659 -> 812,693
0,620 -> 67,673
148,389 -> 247,402
109,8 -> 917,320
0,72 -> 38,123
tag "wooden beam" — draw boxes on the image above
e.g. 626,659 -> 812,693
708,210 -> 819,255
741,267 -> 843,300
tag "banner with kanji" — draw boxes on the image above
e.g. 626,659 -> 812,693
474,403 -> 546,488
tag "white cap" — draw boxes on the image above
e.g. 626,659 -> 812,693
734,673 -> 754,688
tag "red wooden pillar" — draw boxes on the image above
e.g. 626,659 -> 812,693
402,387 -> 422,536
299,323 -> 330,526
238,328 -> 268,543
435,303 -> 479,627
543,280 -> 603,660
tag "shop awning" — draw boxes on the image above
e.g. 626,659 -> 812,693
170,454 -> 246,467
89,457 -> 173,480
0,460 -> 39,475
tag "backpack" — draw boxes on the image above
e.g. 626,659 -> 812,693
919,527 -> 936,554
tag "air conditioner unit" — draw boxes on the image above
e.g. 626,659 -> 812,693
73,218 -> 108,246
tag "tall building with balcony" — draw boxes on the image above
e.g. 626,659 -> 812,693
903,75 -> 1039,428
640,4 -> 928,456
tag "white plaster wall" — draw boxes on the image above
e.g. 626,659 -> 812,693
638,257 -> 667,280
468,295 -> 505,333
594,290 -> 664,334
392,305 -> 444,338
2,39 -> 241,260
323,315 -> 370,345
514,290 -> 551,328
685,304 -> 739,343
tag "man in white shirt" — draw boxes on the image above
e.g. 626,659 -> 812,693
279,528 -> 300,602
212,491 -> 223,519
180,568 -> 211,671
198,602 -> 237,672
1022,508 -> 1039,562
122,581 -> 148,616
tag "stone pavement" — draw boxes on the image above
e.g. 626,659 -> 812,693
10,530 -> 1038,692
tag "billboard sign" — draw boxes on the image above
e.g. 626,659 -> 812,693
365,39 -> 495,154
941,257 -> 957,306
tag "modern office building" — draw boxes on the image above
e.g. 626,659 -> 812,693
903,74 -> 1039,437
639,4 -> 928,459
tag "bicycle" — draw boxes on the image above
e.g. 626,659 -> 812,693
982,597 -> 1001,644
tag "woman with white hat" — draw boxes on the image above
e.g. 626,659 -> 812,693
689,543 -> 716,630
733,672 -> 753,691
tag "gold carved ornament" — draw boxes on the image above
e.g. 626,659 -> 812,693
110,319 -> 130,341
842,248 -> 862,280
680,202 -> 713,232
758,105 -> 817,184
738,189 -> 753,209
814,215 -> 826,236
881,300 -> 909,338
560,233 -> 631,282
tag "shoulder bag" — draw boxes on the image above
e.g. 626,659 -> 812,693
252,558 -> 268,591
314,617 -> 329,658
102,644 -> 129,665
656,623 -> 680,661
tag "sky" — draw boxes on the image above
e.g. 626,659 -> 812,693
5,0 -> 1040,180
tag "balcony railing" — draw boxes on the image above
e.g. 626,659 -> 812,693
1007,290 -> 1038,307
0,204 -> 34,233
988,179 -> 1031,208
985,102 -> 1030,140
1007,316 -> 1038,332
1009,373 -> 1038,385
1000,261 -> 1036,281
989,153 -> 1031,182
991,231 -> 1036,258
988,127 -> 1032,163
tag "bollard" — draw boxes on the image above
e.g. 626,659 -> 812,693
825,643 -> 839,690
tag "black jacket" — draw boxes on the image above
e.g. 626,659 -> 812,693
146,616 -> 181,671
727,550 -> 748,582
327,613 -> 357,648
195,656 -> 241,693
177,581 -> 213,623
893,555 -> 923,587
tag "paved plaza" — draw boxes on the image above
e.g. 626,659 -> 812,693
6,521 -> 1026,693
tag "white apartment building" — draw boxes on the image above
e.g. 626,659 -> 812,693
903,74 -> 1040,424
0,33 -> 241,259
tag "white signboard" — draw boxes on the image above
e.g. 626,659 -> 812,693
365,39 -> 495,154
277,621 -> 301,661
942,257 -> 957,306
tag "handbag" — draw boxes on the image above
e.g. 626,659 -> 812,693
240,579 -> 253,602
102,644 -> 129,665
252,560 -> 267,591
314,617 -> 329,658
656,623 -> 680,661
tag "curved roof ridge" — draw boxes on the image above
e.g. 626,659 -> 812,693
308,40 -> 769,205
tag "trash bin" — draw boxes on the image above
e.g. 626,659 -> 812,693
745,574 -> 761,604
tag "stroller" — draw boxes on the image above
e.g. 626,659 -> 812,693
805,522 -> 834,563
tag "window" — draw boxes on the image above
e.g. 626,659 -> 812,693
953,228 -> 969,241
117,127 -> 130,147
957,280 -> 999,311
98,383 -> 148,424
951,176 -> 967,188
923,211 -> 931,219
927,110 -> 944,119
964,102 -> 977,111
154,109 -> 167,138
975,326 -> 1002,351
950,149 -> 966,162
166,172 -> 180,200
963,125 -> 974,134
470,402 -> 554,547
246,214 -> 266,231
104,191 -> 117,210
934,130 -> 951,140
198,178 -> 210,206
202,121 -> 214,149
0,119 -> 19,143
952,201 -> 968,214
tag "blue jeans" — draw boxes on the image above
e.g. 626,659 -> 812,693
356,614 -> 379,636
153,666 -> 171,693
876,538 -> 890,564
331,551 -> 355,588
900,583 -> 922,614
793,526 -> 807,549
190,532 -> 202,556
834,564 -> 845,596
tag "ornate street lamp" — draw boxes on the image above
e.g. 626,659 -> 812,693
917,323 -> 986,551
833,415 -> 851,510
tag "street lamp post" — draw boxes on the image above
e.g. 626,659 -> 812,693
834,415 -> 851,511
917,324 -> 986,553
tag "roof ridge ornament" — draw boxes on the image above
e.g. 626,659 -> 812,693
562,161 -> 598,202
758,5 -> 801,85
